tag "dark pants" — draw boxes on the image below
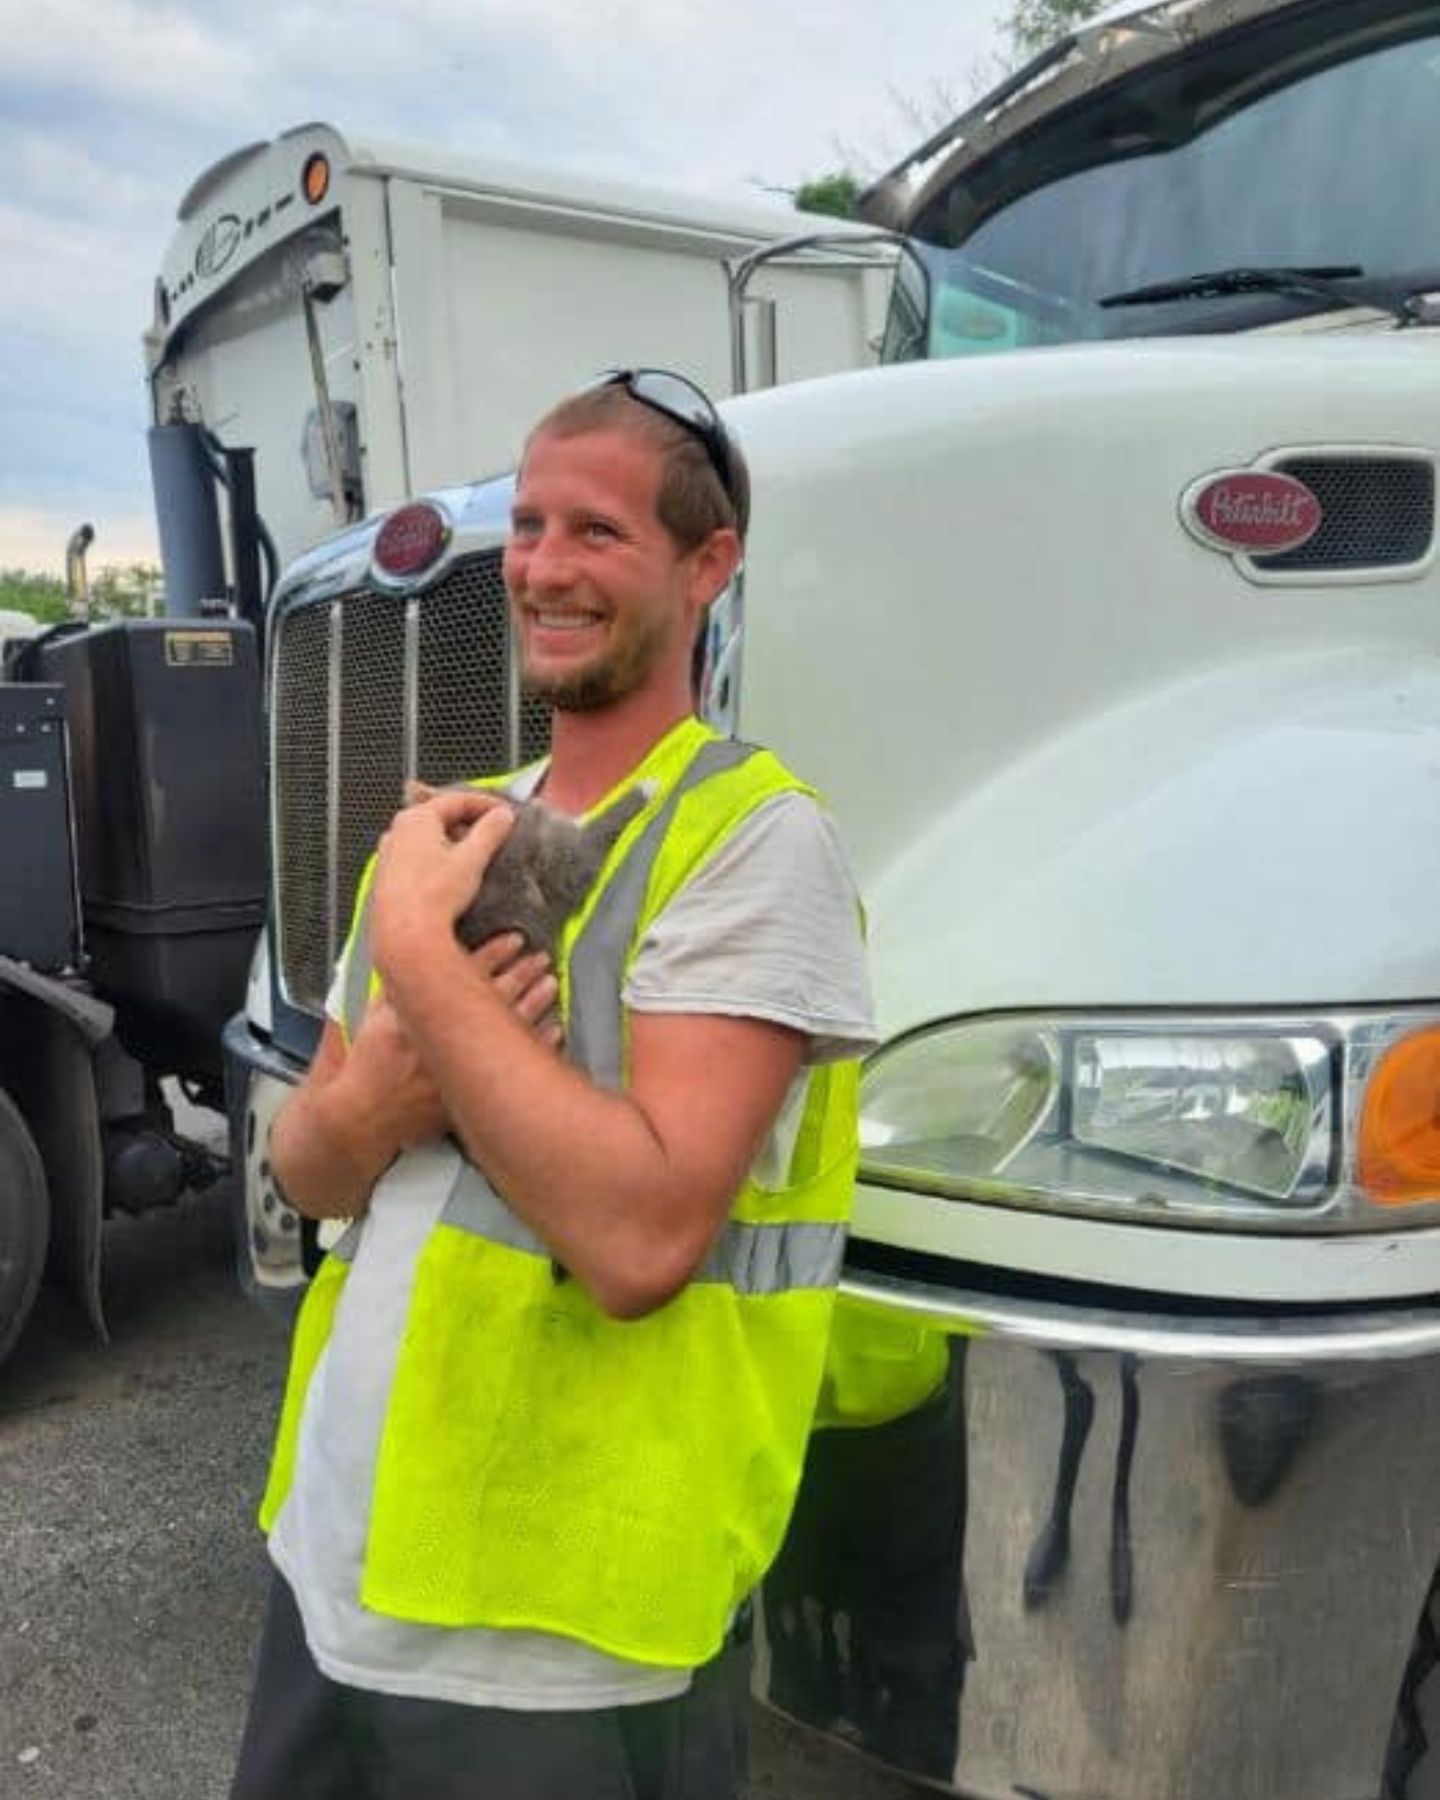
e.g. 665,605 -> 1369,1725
230,1576 -> 750,1800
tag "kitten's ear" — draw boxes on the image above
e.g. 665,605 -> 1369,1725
403,778 -> 439,807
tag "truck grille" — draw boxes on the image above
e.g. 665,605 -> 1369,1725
1254,456 -> 1435,573
271,550 -> 549,1013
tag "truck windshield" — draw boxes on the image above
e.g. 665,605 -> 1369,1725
883,10 -> 1440,361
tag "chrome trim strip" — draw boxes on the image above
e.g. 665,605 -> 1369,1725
838,1269 -> 1440,1363
506,620 -> 522,770
325,599 -> 344,970
403,594 -> 420,780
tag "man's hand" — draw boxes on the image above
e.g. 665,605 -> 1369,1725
269,931 -> 559,1220
343,993 -> 450,1150
347,929 -> 561,1147
371,788 -> 516,976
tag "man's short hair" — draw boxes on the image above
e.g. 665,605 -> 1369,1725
524,383 -> 750,549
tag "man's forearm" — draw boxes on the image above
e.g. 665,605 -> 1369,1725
269,1072 -> 396,1221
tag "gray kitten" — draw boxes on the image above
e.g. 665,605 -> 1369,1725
405,780 -> 648,957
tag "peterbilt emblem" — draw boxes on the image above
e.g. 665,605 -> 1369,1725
195,213 -> 242,280
1182,469 -> 1322,556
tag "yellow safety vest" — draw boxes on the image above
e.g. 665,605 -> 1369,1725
259,717 -> 861,1668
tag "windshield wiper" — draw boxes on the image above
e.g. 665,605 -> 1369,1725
1098,264 -> 1416,325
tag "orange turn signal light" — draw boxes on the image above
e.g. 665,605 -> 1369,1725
302,153 -> 331,207
1358,1026 -> 1440,1205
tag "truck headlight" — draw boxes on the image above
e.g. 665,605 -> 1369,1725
1070,1031 -> 1329,1201
860,1011 -> 1440,1229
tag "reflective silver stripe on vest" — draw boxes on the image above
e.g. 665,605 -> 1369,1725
694,1219 -> 846,1293
443,1158 -> 548,1257
341,891 -> 375,1041
566,737 -> 758,1090
329,1219 -> 365,1264
432,1185 -> 847,1294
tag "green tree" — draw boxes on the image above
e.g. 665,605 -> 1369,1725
794,171 -> 863,220
89,563 -> 165,619
0,569 -> 69,625
1000,0 -> 1108,61
0,563 -> 164,627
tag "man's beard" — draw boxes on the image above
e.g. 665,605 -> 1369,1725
520,615 -> 669,712
525,663 -> 629,713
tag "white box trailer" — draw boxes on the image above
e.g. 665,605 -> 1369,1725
143,123 -> 890,573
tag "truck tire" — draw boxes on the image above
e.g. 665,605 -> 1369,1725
0,1086 -> 49,1367
1385,1568 -> 1440,1799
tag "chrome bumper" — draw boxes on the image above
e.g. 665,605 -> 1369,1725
758,1269 -> 1440,1800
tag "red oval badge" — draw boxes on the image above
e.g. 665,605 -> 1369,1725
1182,470 -> 1322,556
374,502 -> 449,579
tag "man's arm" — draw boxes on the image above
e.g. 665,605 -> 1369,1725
267,1015 -> 388,1221
370,788 -> 806,1318
383,940 -> 804,1318
269,930 -> 559,1222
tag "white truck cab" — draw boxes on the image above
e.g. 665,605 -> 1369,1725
221,4 -> 1440,1796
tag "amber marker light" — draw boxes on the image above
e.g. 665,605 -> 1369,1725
1358,1026 -> 1440,1205
302,153 -> 331,206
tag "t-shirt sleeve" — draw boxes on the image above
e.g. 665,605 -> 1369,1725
622,790 -> 877,1064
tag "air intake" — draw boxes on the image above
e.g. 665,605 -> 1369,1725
1252,456 -> 1435,574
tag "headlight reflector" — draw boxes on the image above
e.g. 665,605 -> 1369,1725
859,1019 -> 1059,1189
859,1009 -> 1440,1229
1071,1032 -> 1329,1200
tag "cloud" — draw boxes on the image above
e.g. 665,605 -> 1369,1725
0,0 -> 264,122
2,126 -> 170,225
0,197 -> 160,341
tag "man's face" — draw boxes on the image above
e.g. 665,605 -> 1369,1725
504,426 -> 704,713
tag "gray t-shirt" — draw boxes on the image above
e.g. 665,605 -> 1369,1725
269,784 -> 876,1709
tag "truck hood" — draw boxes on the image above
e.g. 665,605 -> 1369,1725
723,339 -> 1440,1031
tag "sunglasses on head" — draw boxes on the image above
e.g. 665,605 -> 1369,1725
589,368 -> 740,519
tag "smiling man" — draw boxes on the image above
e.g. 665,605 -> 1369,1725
229,370 -> 875,1800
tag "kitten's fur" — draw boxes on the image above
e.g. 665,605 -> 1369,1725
404,780 -> 647,956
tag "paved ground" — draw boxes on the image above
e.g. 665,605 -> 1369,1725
0,1177 -> 919,1800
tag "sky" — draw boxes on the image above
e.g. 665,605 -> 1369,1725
1,0 -> 1007,577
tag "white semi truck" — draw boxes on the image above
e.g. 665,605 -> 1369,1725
214,2 -> 1440,1796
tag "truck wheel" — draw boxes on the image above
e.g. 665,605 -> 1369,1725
1385,1568 -> 1440,1799
0,1087 -> 49,1367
